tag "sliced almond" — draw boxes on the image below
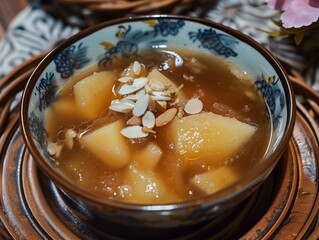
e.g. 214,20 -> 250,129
112,84 -> 121,98
142,126 -> 156,134
184,98 -> 203,115
151,91 -> 164,96
127,116 -> 142,126
148,97 -> 156,111
155,108 -> 178,127
142,111 -> 155,129
133,61 -> 141,75
65,129 -> 77,149
136,88 -> 146,96
118,77 -> 148,95
121,126 -> 149,138
156,100 -> 167,112
126,89 -> 147,101
144,84 -> 153,94
118,76 -> 134,84
109,99 -> 135,113
159,90 -> 174,97
169,97 -> 180,106
133,94 -> 150,117
120,63 -> 134,78
151,95 -> 171,101
162,84 -> 184,97
125,94 -> 140,101
174,84 -> 184,95
149,79 -> 166,91
147,69 -> 186,103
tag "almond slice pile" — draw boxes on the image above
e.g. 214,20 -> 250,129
109,61 -> 203,138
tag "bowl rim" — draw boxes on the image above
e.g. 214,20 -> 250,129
20,14 -> 296,211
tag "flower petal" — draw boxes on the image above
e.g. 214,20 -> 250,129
280,1 -> 319,28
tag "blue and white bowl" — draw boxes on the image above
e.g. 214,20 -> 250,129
20,15 -> 295,232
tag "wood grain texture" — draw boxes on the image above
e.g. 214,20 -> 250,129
0,0 -> 28,39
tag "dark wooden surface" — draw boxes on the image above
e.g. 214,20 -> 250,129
0,0 -> 28,39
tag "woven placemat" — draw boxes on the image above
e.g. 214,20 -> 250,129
56,0 -> 196,13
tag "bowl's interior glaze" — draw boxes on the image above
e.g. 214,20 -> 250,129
21,15 -> 295,213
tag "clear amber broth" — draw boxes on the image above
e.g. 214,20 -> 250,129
44,48 -> 271,204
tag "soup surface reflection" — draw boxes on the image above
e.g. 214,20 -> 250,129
44,49 -> 271,204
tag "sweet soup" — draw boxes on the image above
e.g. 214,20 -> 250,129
44,48 -> 271,204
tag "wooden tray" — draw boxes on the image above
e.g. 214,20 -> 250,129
39,0 -> 201,27
0,54 -> 318,239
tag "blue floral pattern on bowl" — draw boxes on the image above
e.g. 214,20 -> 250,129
99,25 -> 139,67
28,112 -> 52,166
28,112 -> 44,146
34,72 -> 57,112
99,19 -> 185,67
54,42 -> 91,78
22,16 -> 294,230
189,28 -> 238,57
255,73 -> 285,128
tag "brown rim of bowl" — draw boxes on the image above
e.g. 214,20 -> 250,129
20,14 -> 296,212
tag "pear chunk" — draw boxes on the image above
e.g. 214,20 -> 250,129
132,142 -> 163,170
45,97 -> 79,136
164,112 -> 256,165
74,71 -> 116,119
80,120 -> 130,170
147,69 -> 186,104
120,165 -> 167,204
190,166 -> 238,194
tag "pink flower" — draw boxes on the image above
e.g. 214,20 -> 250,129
266,0 -> 319,28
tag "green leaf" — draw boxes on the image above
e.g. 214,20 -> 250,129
257,28 -> 287,37
294,32 -> 305,45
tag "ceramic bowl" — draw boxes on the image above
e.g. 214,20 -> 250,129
20,15 -> 295,235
